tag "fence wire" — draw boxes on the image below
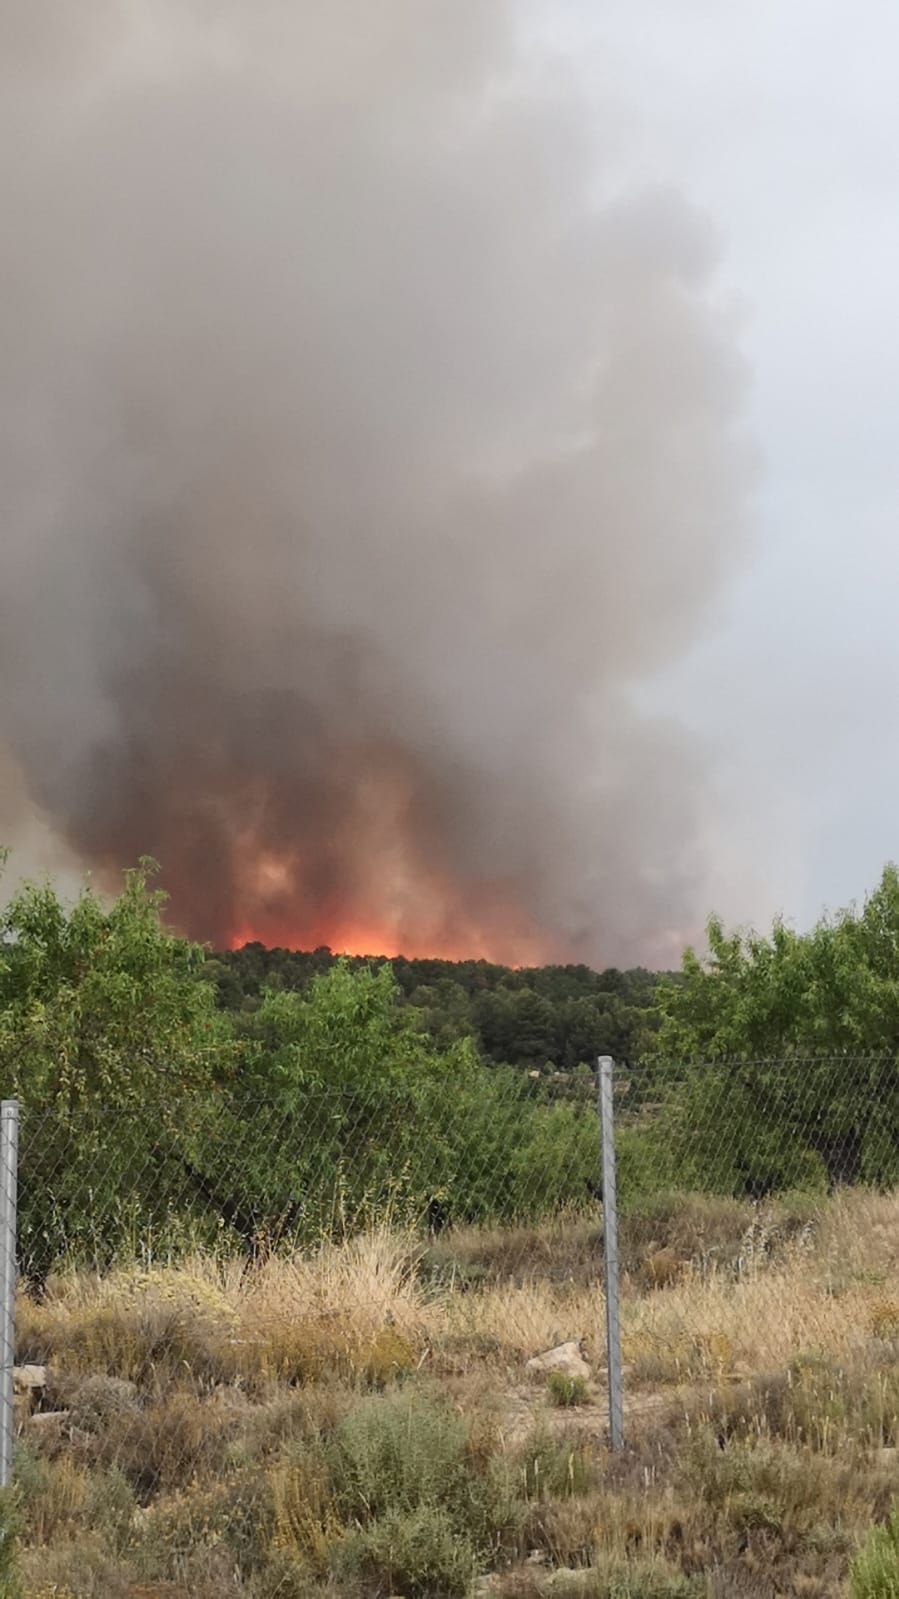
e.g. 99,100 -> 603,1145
5,1054 -> 899,1596
610,1053 -> 899,1388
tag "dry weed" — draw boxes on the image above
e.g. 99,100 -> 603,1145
11,1189 -> 899,1599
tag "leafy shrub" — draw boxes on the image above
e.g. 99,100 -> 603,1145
335,1502 -> 477,1598
329,1389 -> 471,1522
547,1372 -> 589,1407
62,1376 -> 141,1433
852,1512 -> 899,1599
325,1386 -> 525,1584
603,1565 -> 705,1599
18,1530 -> 132,1597
131,1467 -> 273,1588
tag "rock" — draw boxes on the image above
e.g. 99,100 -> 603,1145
13,1365 -> 49,1424
525,1340 -> 590,1380
13,1364 -> 48,1393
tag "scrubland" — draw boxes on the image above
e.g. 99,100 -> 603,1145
7,1189 -> 899,1599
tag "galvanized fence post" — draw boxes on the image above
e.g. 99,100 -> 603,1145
0,1099 -> 19,1489
598,1058 -> 624,1450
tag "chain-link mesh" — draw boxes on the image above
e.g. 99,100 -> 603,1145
16,1069 -> 603,1272
612,1054 -> 899,1384
8,1056 -> 899,1595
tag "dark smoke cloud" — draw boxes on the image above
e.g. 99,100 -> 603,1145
0,1 -> 752,966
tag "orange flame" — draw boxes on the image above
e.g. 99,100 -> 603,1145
227,906 -> 556,964
224,853 -> 561,963
215,755 -> 570,965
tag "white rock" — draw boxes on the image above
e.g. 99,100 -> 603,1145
525,1341 -> 590,1379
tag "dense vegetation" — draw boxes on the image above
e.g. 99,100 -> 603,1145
208,942 -> 660,1068
2,851 -> 899,1274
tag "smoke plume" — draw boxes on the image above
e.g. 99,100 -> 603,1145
0,1 -> 751,967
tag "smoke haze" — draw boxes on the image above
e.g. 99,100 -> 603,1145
0,1 -> 752,967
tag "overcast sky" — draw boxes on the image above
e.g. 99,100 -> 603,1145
540,0 -> 899,932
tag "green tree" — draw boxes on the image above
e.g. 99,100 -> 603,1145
0,853 -> 233,1276
654,866 -> 899,1059
475,987 -> 558,1066
0,855 -> 617,1266
228,961 -> 526,1234
207,960 -> 598,1237
0,854 -> 228,1113
640,867 -> 899,1196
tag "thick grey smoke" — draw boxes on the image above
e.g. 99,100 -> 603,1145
0,1 -> 751,966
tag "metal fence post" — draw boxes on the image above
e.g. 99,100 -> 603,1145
598,1058 -> 624,1450
0,1100 -> 19,1489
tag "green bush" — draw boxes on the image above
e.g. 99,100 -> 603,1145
603,1565 -> 705,1599
326,1386 -> 525,1586
526,1559 -> 703,1599
335,1502 -> 477,1598
547,1372 -> 589,1407
328,1389 -> 472,1522
851,1513 -> 899,1599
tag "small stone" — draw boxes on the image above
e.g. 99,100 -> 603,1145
525,1340 -> 590,1380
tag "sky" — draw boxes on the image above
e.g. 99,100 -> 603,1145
545,0 -> 899,932
1,1 -> 896,959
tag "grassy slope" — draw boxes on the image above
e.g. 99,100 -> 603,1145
10,1189 -> 899,1598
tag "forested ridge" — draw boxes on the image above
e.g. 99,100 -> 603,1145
208,944 -> 662,1069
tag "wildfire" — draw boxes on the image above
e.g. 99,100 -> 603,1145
213,758 -> 567,965
227,907 -> 555,964
223,852 -> 561,963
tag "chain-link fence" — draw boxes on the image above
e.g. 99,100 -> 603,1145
610,1053 -> 899,1398
3,1054 -> 899,1594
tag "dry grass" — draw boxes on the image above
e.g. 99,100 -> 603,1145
19,1227 -> 433,1394
229,1228 -> 432,1384
10,1189 -> 899,1597
24,1190 -> 897,1387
